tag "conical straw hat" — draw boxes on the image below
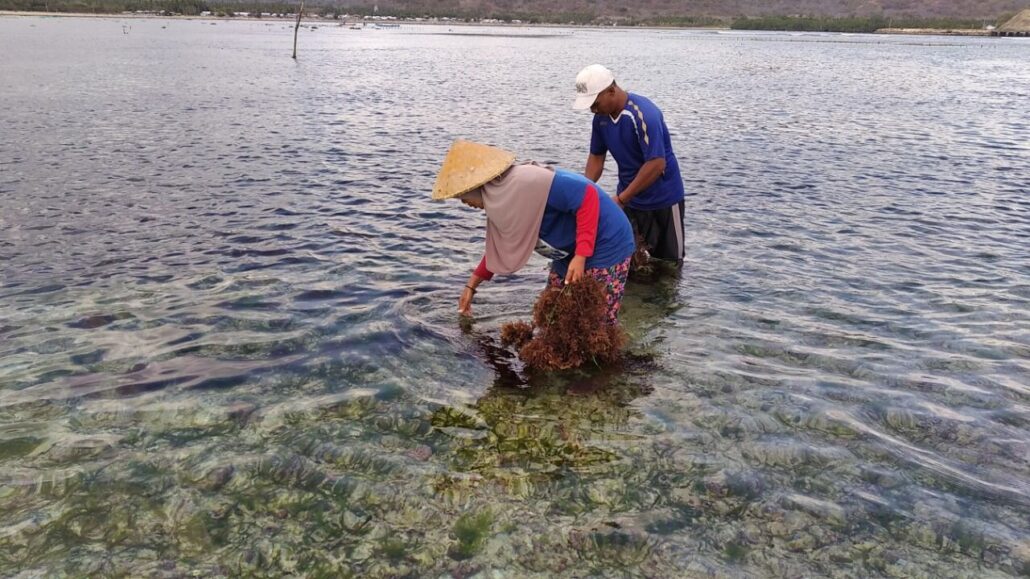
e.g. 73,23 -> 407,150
431,140 -> 516,200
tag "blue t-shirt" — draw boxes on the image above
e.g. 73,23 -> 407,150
537,169 -> 635,278
589,92 -> 686,211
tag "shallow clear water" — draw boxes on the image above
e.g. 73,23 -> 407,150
1,16 -> 1029,577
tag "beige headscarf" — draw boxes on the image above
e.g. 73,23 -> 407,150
462,162 -> 555,275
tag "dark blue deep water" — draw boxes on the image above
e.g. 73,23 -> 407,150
1,16 -> 1028,576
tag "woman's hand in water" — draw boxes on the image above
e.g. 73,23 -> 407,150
565,255 -> 587,284
459,285 -> 475,316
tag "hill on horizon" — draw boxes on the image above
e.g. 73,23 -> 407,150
2,0 -> 1027,22
327,0 -> 1027,21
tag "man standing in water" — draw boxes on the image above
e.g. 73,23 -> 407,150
574,64 -> 686,266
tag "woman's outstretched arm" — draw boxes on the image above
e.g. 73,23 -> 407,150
460,256 -> 493,315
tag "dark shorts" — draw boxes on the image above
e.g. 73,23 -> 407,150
624,200 -> 685,263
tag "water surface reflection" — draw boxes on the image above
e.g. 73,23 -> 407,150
1,16 -> 1028,576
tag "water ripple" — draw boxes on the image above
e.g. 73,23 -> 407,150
1,18 -> 1028,577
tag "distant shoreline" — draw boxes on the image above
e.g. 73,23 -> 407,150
875,27 -> 991,36
0,10 -> 704,29
0,10 -> 1003,37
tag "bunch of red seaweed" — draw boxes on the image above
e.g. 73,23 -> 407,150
500,277 -> 625,371
629,232 -> 654,276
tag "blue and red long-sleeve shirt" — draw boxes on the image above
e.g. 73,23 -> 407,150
475,169 -> 635,279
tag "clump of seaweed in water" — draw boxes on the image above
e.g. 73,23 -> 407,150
630,232 -> 654,276
501,277 -> 625,371
499,321 -> 533,347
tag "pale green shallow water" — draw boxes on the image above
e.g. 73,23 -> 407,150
1,16 -> 1029,577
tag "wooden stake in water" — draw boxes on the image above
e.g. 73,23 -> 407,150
292,2 -> 304,59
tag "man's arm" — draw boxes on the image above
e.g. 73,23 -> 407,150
585,153 -> 605,183
616,157 -> 665,206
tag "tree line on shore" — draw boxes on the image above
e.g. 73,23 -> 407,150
730,15 -> 996,32
1,0 -> 1015,31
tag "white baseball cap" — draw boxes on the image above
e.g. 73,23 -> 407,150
572,64 -> 615,110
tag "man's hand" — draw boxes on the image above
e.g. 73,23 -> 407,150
565,255 -> 587,284
610,193 -> 624,208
